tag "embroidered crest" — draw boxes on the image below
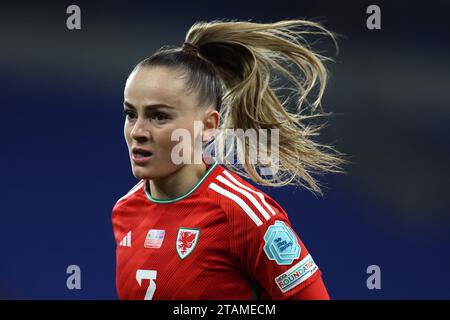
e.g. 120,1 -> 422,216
176,228 -> 200,259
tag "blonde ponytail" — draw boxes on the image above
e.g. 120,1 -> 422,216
184,19 -> 347,194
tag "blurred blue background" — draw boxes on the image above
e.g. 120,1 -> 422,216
1,0 -> 449,299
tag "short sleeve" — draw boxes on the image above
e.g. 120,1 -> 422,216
228,195 -> 323,299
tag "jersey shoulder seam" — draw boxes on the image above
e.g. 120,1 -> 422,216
114,179 -> 145,205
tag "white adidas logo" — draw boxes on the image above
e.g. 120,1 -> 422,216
119,231 -> 132,247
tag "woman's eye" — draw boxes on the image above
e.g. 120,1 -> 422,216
151,112 -> 169,122
123,110 -> 136,119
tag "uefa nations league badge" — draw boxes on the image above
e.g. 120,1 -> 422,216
263,220 -> 301,265
144,229 -> 165,249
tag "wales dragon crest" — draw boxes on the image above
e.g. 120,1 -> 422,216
176,228 -> 200,259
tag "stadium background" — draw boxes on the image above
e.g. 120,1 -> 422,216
1,0 -> 449,299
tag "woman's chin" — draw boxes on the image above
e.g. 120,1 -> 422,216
132,166 -> 165,180
132,166 -> 152,179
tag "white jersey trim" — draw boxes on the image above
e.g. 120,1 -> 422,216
209,170 -> 279,226
209,182 -> 263,227
222,170 -> 276,216
117,180 -> 145,204
216,175 -> 271,221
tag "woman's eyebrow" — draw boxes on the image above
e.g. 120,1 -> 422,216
123,101 -> 176,110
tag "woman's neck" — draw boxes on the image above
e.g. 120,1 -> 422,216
148,162 -> 207,200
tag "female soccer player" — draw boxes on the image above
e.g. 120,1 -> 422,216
112,19 -> 345,300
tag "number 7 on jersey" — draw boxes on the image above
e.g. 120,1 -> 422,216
136,269 -> 157,300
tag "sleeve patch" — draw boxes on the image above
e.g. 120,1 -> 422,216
263,220 -> 301,265
274,253 -> 319,293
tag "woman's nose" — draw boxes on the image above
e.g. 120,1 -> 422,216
130,119 -> 151,141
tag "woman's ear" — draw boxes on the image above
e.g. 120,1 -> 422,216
202,109 -> 219,143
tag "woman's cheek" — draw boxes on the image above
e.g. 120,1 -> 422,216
153,128 -> 175,158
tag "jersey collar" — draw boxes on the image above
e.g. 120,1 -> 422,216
144,160 -> 218,204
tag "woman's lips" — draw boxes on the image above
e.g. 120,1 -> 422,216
131,149 -> 153,165
132,153 -> 153,165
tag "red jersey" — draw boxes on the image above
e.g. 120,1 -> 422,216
112,160 -> 324,299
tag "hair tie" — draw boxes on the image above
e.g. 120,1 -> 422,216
182,42 -> 200,55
